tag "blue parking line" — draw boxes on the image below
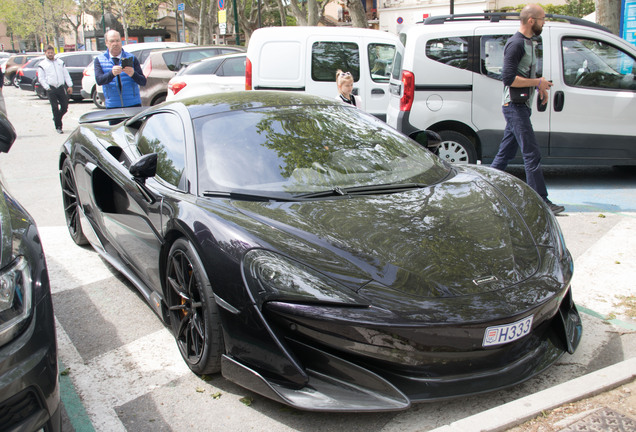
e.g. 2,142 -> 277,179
578,306 -> 636,331
59,361 -> 96,432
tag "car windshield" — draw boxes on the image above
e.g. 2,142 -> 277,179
194,104 -> 450,196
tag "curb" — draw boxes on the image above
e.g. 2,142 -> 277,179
429,356 -> 636,432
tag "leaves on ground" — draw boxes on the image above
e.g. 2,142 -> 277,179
60,368 -> 71,376
211,392 -> 222,399
240,396 -> 253,406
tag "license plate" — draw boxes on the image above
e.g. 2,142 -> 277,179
482,315 -> 534,347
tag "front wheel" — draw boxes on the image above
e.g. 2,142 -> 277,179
165,239 -> 223,375
60,158 -> 88,245
437,130 -> 477,164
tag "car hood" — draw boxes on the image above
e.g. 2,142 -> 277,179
232,171 -> 540,299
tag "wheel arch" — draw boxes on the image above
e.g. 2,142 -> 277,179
427,120 -> 482,160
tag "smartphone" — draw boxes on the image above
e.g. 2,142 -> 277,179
121,57 -> 133,68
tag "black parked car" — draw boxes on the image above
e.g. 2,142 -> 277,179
0,113 -> 61,431
35,51 -> 101,101
17,56 -> 45,95
59,91 -> 582,412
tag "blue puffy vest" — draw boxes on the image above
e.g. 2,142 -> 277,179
96,50 -> 141,108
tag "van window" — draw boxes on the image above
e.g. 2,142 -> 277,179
426,37 -> 469,70
562,37 -> 636,90
481,35 -> 508,79
391,51 -> 403,80
311,42 -> 360,82
480,35 -> 543,80
368,44 -> 395,82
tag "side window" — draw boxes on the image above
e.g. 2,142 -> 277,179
162,52 -> 179,71
480,35 -> 543,80
562,37 -> 636,90
180,49 -> 219,67
137,113 -> 187,190
368,43 -> 396,82
187,58 -> 223,75
311,41 -> 360,82
217,57 -> 246,77
481,35 -> 509,79
426,37 -> 469,70
391,50 -> 403,80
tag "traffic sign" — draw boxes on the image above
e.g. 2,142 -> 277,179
177,3 -> 185,11
218,0 -> 224,9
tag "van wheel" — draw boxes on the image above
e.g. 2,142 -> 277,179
437,131 -> 477,164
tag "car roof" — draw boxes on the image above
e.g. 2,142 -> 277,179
123,42 -> 194,52
180,90 -> 342,119
149,45 -> 245,55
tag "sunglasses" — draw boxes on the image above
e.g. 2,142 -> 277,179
339,71 -> 352,77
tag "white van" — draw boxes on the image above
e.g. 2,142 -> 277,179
387,13 -> 636,165
246,26 -> 399,120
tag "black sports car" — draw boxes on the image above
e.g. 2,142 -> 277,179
59,91 -> 582,412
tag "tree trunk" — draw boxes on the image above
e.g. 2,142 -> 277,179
346,0 -> 367,28
595,0 -> 620,35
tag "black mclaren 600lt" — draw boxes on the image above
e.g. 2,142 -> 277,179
59,91 -> 582,412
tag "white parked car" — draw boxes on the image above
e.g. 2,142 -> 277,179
81,41 -> 194,108
387,13 -> 636,165
166,53 -> 246,101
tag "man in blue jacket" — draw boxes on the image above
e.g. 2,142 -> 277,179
94,30 -> 146,109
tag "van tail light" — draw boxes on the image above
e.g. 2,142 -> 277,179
143,59 -> 152,78
400,70 -> 415,112
18,68 -> 24,77
168,80 -> 186,95
245,57 -> 252,90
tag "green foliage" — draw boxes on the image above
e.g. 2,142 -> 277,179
497,0 -> 595,18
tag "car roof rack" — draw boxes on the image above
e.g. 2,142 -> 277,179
421,12 -> 611,33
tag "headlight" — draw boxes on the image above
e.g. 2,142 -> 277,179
242,249 -> 369,308
0,256 -> 33,345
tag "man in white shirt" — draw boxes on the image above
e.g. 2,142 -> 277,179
38,45 -> 73,133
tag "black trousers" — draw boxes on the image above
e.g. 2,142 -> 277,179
48,85 -> 69,129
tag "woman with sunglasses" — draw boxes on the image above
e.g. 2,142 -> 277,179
335,70 -> 361,108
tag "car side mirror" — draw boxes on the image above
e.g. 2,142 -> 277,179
0,113 -> 17,153
129,153 -> 158,182
409,129 -> 442,153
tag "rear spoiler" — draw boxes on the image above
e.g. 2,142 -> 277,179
79,107 -> 147,124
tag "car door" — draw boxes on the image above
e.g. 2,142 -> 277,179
364,40 -> 396,121
472,25 -> 551,162
98,112 -> 188,291
208,55 -> 246,92
306,37 -> 364,108
547,27 -> 636,162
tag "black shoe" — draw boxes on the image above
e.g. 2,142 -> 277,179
545,200 -> 564,215
56,129 -> 63,134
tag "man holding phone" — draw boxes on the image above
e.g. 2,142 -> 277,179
94,30 -> 146,109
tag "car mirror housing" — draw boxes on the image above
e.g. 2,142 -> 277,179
0,113 -> 17,153
409,129 -> 442,153
129,153 -> 158,181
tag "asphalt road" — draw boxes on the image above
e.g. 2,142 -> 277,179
1,85 -> 635,432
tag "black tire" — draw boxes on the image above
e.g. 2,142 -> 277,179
2,74 -> 10,86
437,130 -> 477,164
12,74 -> 20,87
92,88 -> 105,109
61,158 -> 88,246
165,238 -> 223,375
152,94 -> 166,106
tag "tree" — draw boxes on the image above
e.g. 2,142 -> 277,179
343,0 -> 367,28
595,0 -> 620,35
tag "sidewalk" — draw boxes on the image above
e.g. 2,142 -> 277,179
430,357 -> 636,432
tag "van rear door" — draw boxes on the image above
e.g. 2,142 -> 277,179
305,34 -> 397,120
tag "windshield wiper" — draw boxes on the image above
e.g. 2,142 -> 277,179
202,191 -> 294,202
296,183 -> 427,199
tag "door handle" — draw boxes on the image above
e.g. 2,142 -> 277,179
371,88 -> 385,95
553,91 -> 565,112
537,94 -> 547,112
